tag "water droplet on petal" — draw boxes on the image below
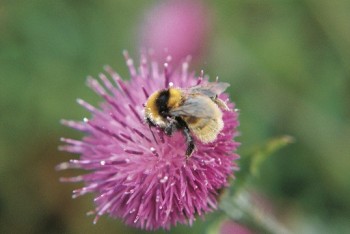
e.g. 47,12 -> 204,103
217,158 -> 222,165
100,160 -> 105,166
134,216 -> 139,223
160,175 -> 168,183
129,208 -> 136,214
124,189 -> 135,194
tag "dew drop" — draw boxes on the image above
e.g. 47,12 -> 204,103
156,196 -> 160,202
160,175 -> 168,183
129,208 -> 136,214
124,189 -> 135,195
100,160 -> 105,166
150,147 -> 159,157
134,216 -> 139,223
169,82 -> 174,87
217,158 -> 222,165
159,205 -> 163,210
203,158 -> 215,165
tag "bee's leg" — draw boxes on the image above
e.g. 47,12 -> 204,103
164,117 -> 177,135
183,126 -> 195,157
175,117 -> 195,157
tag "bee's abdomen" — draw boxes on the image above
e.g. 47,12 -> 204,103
185,117 -> 224,143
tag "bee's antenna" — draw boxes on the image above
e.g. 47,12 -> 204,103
145,117 -> 158,143
149,125 -> 158,144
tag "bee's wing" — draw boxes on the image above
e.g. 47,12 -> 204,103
169,95 -> 216,118
188,82 -> 230,98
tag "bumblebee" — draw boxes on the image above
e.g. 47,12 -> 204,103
144,82 -> 230,157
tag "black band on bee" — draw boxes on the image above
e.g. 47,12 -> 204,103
155,89 -> 170,118
146,117 -> 156,127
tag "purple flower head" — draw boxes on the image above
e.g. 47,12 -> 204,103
140,0 -> 211,65
58,52 -> 239,230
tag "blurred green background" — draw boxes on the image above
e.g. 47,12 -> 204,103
1,0 -> 350,233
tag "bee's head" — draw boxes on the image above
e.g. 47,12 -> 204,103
144,87 -> 182,126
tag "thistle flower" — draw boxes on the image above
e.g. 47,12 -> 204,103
140,0 -> 211,65
58,52 -> 239,230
